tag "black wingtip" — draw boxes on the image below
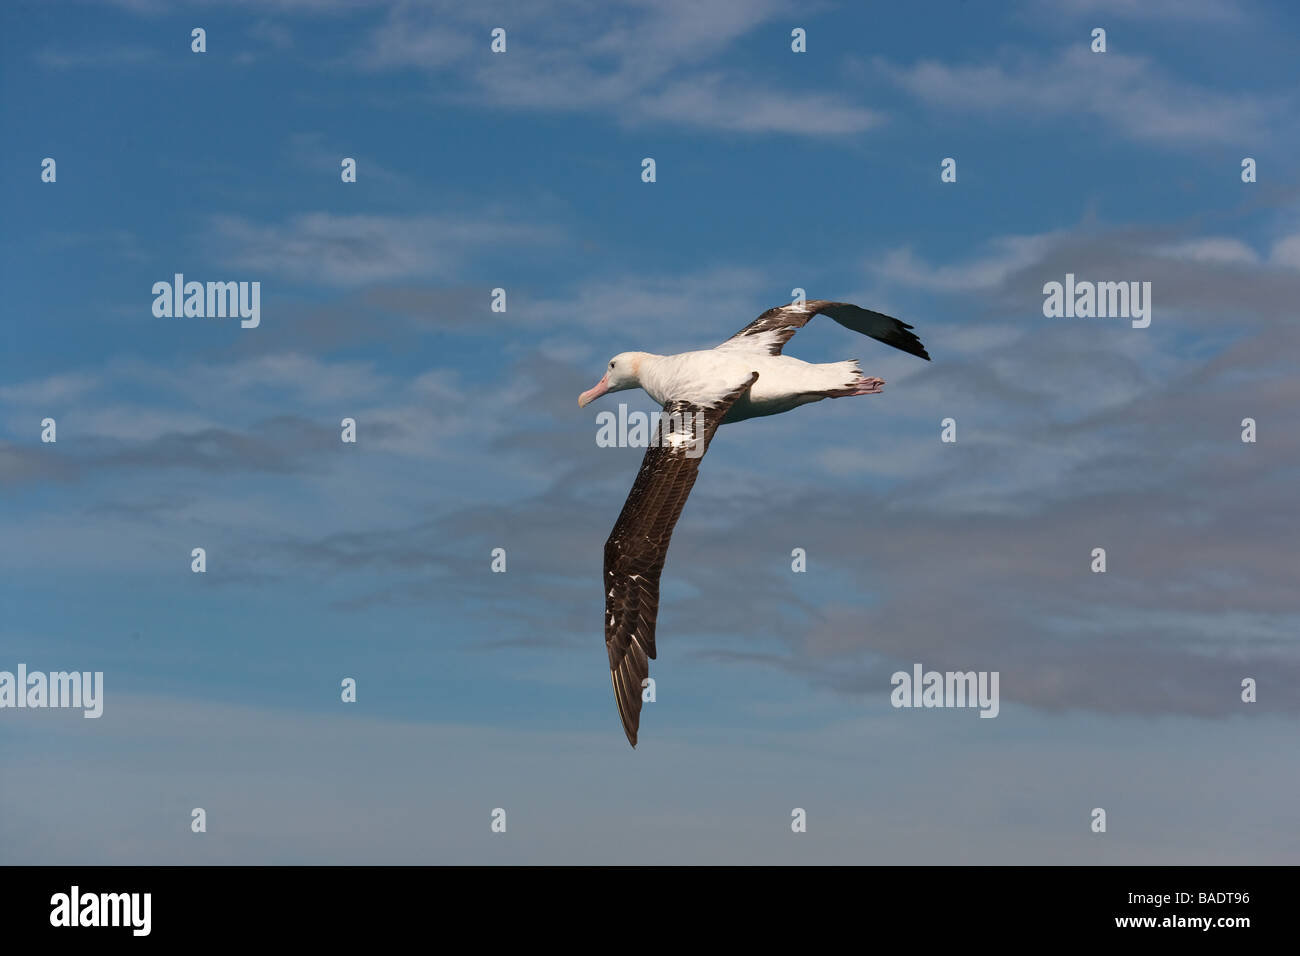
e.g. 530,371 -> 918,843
892,321 -> 931,361
900,338 -> 931,361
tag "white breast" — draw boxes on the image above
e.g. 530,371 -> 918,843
638,351 -> 759,406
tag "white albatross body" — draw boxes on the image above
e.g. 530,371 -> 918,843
633,348 -> 870,422
579,299 -> 931,747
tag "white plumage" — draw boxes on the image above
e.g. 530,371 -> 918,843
636,349 -> 868,421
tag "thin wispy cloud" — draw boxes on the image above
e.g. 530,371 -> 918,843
211,212 -> 559,286
349,0 -> 882,136
1026,0 -> 1250,22
876,46 -> 1287,145
33,45 -> 158,69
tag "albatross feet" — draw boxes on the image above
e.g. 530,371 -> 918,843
827,376 -> 885,397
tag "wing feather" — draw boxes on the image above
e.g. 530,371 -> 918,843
603,372 -> 758,747
719,299 -> 931,360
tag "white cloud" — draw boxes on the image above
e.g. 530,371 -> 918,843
212,212 -> 557,286
1028,0 -> 1247,21
640,75 -> 882,135
1158,238 -> 1260,265
1269,234 -> 1300,270
350,0 -> 879,137
0,371 -> 100,406
873,235 -> 1059,292
877,46 -> 1282,145
520,266 -> 770,354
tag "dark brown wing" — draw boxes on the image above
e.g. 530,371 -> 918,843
720,299 -> 931,360
604,372 -> 759,747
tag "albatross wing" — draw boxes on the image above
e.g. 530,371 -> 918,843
718,299 -> 931,361
604,371 -> 759,747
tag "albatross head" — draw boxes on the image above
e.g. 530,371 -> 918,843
579,352 -> 645,407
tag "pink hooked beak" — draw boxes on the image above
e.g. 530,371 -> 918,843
578,372 -> 610,407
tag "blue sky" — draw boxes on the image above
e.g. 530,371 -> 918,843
2,0 -> 1298,863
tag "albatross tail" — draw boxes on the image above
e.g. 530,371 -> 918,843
819,360 -> 885,397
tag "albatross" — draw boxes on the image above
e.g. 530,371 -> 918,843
579,299 -> 931,747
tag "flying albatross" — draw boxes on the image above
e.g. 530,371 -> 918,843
579,299 -> 931,747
